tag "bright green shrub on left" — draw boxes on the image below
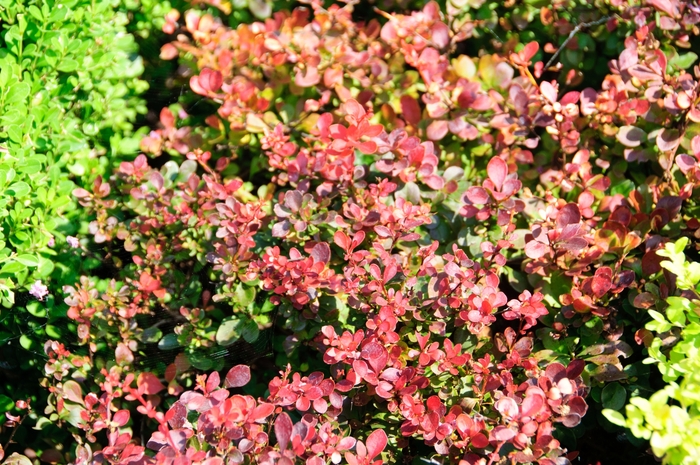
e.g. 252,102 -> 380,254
0,0 -> 149,308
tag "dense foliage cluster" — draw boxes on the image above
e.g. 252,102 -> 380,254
2,0 -> 700,464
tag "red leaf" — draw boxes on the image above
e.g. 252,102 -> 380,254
486,157 -> 508,191
556,203 -> 581,228
465,186 -> 490,205
113,410 -> 130,427
225,365 -> 251,388
274,413 -> 293,451
522,42 -> 539,61
365,429 -> 388,460
334,231 -> 351,251
566,359 -> 585,379
206,372 -> 220,392
137,372 -> 165,395
400,96 -> 421,125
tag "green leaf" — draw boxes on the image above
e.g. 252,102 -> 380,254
670,52 -> 698,70
216,318 -> 241,346
234,283 -> 256,308
16,254 -> 39,267
157,333 -> 180,350
7,181 -> 30,197
240,319 -> 260,343
603,408 -> 628,427
602,383 -> 627,410
141,326 -> 163,344
0,394 -> 13,413
0,260 -> 26,274
57,59 -> 79,73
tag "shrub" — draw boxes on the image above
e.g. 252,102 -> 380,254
2,0 -> 700,464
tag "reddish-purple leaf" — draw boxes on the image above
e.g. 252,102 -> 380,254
400,96 -> 421,125
657,128 -> 680,152
566,359 -> 586,379
616,126 -> 646,148
206,372 -> 220,392
676,154 -> 696,174
310,242 -> 331,264
274,412 -> 293,451
225,365 -> 251,388
580,88 -> 598,116
556,203 -> 581,228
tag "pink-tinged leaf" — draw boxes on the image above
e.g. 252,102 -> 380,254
206,372 -> 220,392
113,409 -> 130,427
295,66 -> 321,88
486,157 -> 508,190
62,380 -> 84,405
522,42 -> 539,61
580,88 -> 598,116
465,186 -> 490,205
426,120 -> 449,140
525,240 -> 547,259
374,225 -> 393,238
431,22 -> 450,49
616,126 -> 646,148
150,172 -> 164,191
225,365 -> 251,388
495,397 -> 519,418
618,47 -> 638,70
400,96 -> 421,125
556,203 -> 581,228
365,429 -> 388,460
334,231 -> 351,250
521,388 -> 545,417
284,190 -> 303,211
489,425 -> 516,442
274,413 -> 293,451
138,372 -> 165,395
115,343 -> 134,366
160,43 -> 179,60
310,242 -> 331,264
648,0 -> 678,17
191,68 -> 223,94
657,128 -> 680,152
540,81 -> 558,103
251,403 -> 275,421
165,402 -> 187,428
691,135 -> 700,157
676,154 -> 696,174
357,141 -> 378,154
559,91 -> 580,105
72,188 -> 90,198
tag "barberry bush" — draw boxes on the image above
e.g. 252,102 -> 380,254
2,0 -> 700,464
